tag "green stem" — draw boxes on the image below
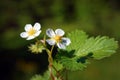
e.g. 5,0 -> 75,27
43,35 -> 46,46
46,45 -> 55,80
52,65 -> 63,80
47,45 -> 63,80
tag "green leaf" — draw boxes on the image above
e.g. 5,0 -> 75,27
66,30 -> 118,60
53,61 -> 63,71
75,36 -> 118,59
67,30 -> 88,51
56,50 -> 88,71
30,71 -> 50,80
59,57 -> 87,71
56,30 -> 118,71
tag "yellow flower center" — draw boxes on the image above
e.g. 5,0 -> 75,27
53,35 -> 62,42
28,28 -> 36,36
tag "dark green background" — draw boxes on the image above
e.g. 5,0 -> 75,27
0,0 -> 120,80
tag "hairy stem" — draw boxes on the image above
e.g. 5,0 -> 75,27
53,65 -> 63,80
47,45 -> 55,80
46,45 -> 63,80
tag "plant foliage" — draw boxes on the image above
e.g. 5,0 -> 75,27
30,30 -> 118,80
56,30 -> 118,71
30,71 -> 50,80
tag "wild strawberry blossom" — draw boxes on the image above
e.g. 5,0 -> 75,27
20,22 -> 41,40
46,28 -> 71,49
19,22 -> 118,80
20,24 -> 71,79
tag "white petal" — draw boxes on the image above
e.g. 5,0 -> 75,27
27,36 -> 35,40
46,29 -> 55,37
34,30 -> 41,37
57,43 -> 66,49
25,24 -> 32,31
55,29 -> 65,36
20,32 -> 28,38
62,38 -> 71,46
34,22 -> 41,31
46,39 -> 56,45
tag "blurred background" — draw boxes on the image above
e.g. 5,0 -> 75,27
0,0 -> 120,80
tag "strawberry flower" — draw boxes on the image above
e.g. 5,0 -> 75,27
46,28 -> 71,49
20,22 -> 41,40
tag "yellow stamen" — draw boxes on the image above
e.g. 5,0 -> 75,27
28,28 -> 36,36
53,35 -> 62,42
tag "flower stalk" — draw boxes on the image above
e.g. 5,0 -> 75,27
46,46 -> 55,80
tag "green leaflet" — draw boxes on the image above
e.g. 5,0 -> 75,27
59,56 -> 88,71
56,49 -> 89,71
30,71 -> 50,80
66,30 -> 88,51
53,61 -> 63,71
66,30 -> 118,60
30,62 -> 63,80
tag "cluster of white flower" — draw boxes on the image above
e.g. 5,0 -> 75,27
20,22 -> 71,49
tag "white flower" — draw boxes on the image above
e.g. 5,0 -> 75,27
46,28 -> 71,49
20,22 -> 41,40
